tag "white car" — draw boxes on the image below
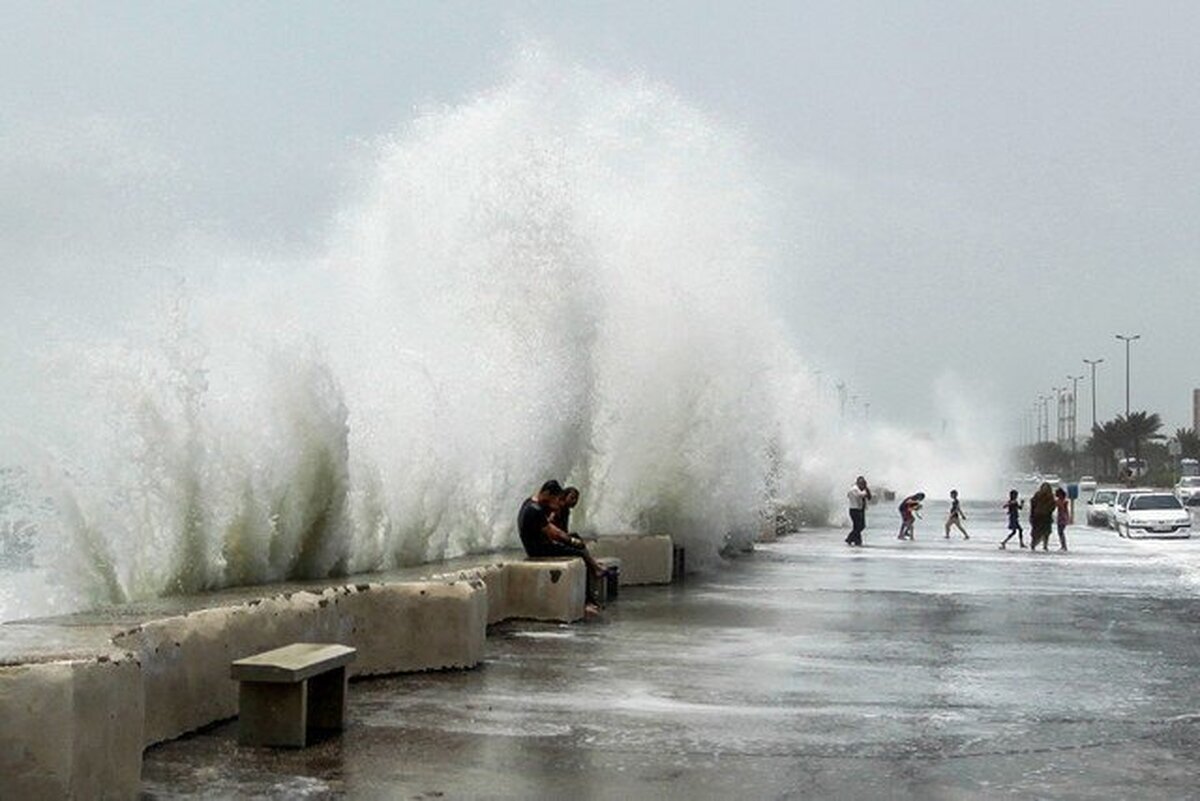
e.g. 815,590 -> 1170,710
1085,488 -> 1118,527
1175,476 -> 1200,506
1112,489 -> 1153,534
1077,476 -> 1097,494
1117,492 -> 1192,539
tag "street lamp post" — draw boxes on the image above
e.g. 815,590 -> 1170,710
1083,358 -> 1104,475
1052,386 -> 1065,446
1114,334 -> 1140,417
1039,394 -> 1050,444
1115,333 -> 1141,464
1044,395 -> 1052,444
1067,374 -> 1084,473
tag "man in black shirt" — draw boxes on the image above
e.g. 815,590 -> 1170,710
518,480 -> 607,579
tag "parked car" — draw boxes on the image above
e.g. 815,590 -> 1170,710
1112,488 -> 1154,535
1175,476 -> 1200,506
1086,488 -> 1118,527
1117,492 -> 1192,539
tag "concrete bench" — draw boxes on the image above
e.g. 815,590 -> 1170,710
586,534 -> 676,585
507,559 -> 586,621
231,643 -> 356,747
527,555 -> 622,606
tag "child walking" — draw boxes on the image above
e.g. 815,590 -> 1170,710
944,489 -> 969,539
1054,486 -> 1071,551
1000,489 -> 1025,549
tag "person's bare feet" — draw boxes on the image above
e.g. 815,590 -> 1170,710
584,603 -> 602,618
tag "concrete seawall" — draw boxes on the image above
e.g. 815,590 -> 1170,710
0,534 -> 676,799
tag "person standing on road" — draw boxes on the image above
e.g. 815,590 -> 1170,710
1054,486 -> 1071,551
846,476 -> 872,547
897,492 -> 925,540
944,489 -> 969,539
1029,482 -> 1055,551
1000,490 -> 1025,549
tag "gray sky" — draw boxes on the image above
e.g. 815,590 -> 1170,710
3,1 -> 1198,434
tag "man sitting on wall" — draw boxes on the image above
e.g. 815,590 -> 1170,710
518,480 -> 608,581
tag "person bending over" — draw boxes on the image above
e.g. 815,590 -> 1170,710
897,492 -> 925,540
554,486 -> 580,535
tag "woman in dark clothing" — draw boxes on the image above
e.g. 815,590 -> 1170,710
1028,482 -> 1056,551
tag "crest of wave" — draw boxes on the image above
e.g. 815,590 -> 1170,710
23,50 -> 831,611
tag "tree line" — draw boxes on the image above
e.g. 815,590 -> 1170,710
1017,412 -> 1199,484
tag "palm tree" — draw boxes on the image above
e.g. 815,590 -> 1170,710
1087,419 -> 1125,478
1120,411 -> 1164,462
1175,427 -> 1200,459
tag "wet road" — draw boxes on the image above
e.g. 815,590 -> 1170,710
142,511 -> 1200,799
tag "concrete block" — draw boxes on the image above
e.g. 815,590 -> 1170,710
587,534 -> 675,585
344,581 -> 487,676
0,655 -> 143,800
116,579 -> 487,747
116,592 -> 339,746
429,563 -> 509,625
0,550 -> 606,794
505,560 -> 586,622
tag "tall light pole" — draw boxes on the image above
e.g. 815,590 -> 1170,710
1114,334 -> 1140,417
1038,394 -> 1050,444
1115,333 -> 1141,468
1083,358 -> 1104,476
1082,358 -> 1104,433
1067,374 -> 1084,472
1052,386 -> 1065,445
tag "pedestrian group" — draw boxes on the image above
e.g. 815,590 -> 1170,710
846,478 -> 1071,551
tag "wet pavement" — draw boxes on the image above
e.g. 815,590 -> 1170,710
141,509 -> 1200,799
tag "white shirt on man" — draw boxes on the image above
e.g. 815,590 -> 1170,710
848,486 -> 869,510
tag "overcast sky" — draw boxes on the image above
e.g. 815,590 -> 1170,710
3,1 -> 1198,435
